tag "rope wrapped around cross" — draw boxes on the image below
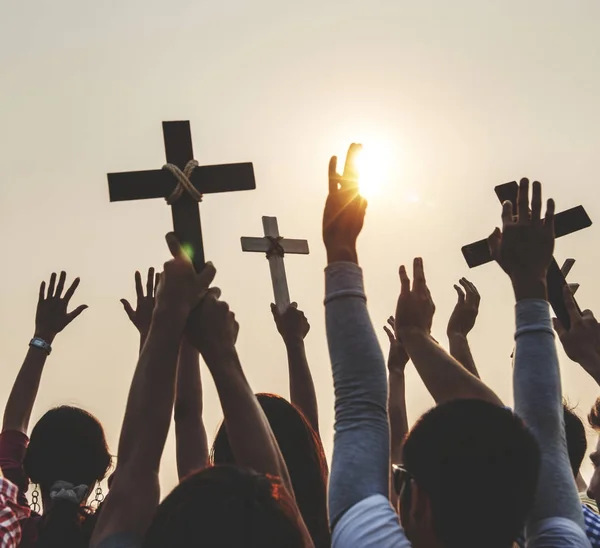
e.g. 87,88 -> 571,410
162,160 -> 202,204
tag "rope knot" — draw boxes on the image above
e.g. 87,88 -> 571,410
266,236 -> 285,259
163,160 -> 202,204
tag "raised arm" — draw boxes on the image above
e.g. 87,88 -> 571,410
174,339 -> 208,479
186,291 -> 314,546
271,302 -> 319,433
3,272 -> 87,434
553,290 -> 600,388
488,179 -> 586,539
447,278 -> 480,378
384,316 -> 409,508
121,268 -> 208,479
395,259 -> 502,407
120,268 -> 158,351
322,144 -> 391,528
91,235 -> 215,546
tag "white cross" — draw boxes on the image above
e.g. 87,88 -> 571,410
241,216 -> 309,313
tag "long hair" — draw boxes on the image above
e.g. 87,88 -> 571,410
143,465 -> 306,548
23,406 -> 112,548
211,393 -> 330,548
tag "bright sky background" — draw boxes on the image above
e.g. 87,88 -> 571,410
2,0 -> 600,493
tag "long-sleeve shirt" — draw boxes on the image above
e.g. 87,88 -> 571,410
513,300 -> 591,547
325,263 -> 592,548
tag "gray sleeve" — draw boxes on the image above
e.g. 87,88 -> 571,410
513,299 -> 584,532
325,262 -> 390,528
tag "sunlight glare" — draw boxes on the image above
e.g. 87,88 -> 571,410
354,144 -> 390,199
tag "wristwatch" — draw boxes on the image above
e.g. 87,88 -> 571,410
29,337 -> 52,355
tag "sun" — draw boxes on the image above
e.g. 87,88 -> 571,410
336,140 -> 391,199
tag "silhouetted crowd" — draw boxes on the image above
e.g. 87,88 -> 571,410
0,145 -> 597,548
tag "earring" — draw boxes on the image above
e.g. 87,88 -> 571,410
91,485 -> 104,508
30,487 -> 41,514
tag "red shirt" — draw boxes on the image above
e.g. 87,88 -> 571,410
0,431 -> 41,547
0,476 -> 31,548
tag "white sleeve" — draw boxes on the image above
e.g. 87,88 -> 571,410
332,494 -> 411,548
526,517 -> 592,548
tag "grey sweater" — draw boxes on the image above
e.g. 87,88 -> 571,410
326,262 -> 587,547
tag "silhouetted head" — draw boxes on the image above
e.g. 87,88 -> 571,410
563,403 -> 587,477
23,406 -> 112,548
211,394 -> 330,548
398,400 -> 540,548
143,465 -> 306,548
588,397 -> 600,505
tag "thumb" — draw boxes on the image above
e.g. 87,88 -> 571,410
487,228 -> 501,261
270,303 -> 278,317
66,305 -> 88,323
120,299 -> 135,321
197,261 -> 217,292
165,232 -> 190,262
552,317 -> 567,338
383,325 -> 395,344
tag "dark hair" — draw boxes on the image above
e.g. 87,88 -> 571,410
143,465 -> 306,548
402,399 -> 540,548
23,406 -> 112,548
211,394 -> 330,548
563,403 -> 587,477
589,397 -> 600,431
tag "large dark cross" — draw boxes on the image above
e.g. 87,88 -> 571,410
108,121 -> 256,271
462,181 -> 592,329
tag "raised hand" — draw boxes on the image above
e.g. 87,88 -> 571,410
121,268 -> 159,337
35,272 -> 88,342
554,286 -> 600,383
447,278 -> 480,338
271,302 -> 310,344
394,258 -> 436,335
156,233 -> 216,316
383,316 -> 409,373
487,178 -> 555,301
186,290 -> 239,362
323,143 -> 368,264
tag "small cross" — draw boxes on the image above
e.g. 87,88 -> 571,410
108,121 -> 256,271
241,216 -> 309,313
462,181 -> 592,329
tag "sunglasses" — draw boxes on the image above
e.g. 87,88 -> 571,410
392,464 -> 414,497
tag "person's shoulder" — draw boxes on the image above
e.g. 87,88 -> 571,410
527,517 -> 592,548
95,533 -> 141,548
332,494 -> 410,548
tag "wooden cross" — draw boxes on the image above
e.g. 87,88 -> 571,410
462,181 -> 592,329
108,121 -> 256,271
241,216 -> 309,313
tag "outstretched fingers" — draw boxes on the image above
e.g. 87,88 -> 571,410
453,284 -> 465,303
146,267 -> 155,297
135,271 -> 144,300
121,299 -> 135,322
531,181 -> 542,223
343,143 -> 362,187
517,178 -> 530,222
55,271 -> 66,298
328,156 -> 339,194
412,257 -> 426,292
544,198 -> 555,232
63,277 -> 81,303
48,272 -> 57,299
399,265 -> 411,295
66,304 -> 88,324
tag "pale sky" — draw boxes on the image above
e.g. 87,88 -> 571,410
2,0 -> 600,493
